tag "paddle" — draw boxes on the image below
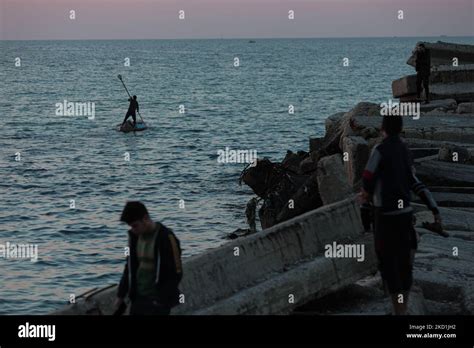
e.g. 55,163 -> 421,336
117,74 -> 146,125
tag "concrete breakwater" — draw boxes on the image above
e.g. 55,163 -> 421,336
54,197 -> 377,315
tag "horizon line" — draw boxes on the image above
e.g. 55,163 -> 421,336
1,34 -> 472,42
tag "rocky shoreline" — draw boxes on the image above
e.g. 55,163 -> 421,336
53,41 -> 474,316
235,41 -> 474,315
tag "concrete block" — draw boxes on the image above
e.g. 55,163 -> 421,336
317,154 -> 352,204
342,136 -> 370,190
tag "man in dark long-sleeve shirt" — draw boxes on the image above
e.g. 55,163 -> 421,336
359,116 -> 441,315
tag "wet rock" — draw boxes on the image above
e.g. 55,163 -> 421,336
240,157 -> 312,229
240,158 -> 279,198
311,112 -> 345,163
309,137 -> 324,153
299,156 -> 318,174
342,136 -> 369,190
316,154 -> 352,205
276,172 -> 323,223
281,150 -> 309,174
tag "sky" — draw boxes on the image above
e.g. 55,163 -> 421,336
0,0 -> 473,40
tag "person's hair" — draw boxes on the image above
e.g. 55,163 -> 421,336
133,95 -> 137,100
382,116 -> 403,136
418,43 -> 425,48
120,201 -> 148,224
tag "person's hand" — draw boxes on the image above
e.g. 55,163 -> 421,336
357,189 -> 370,204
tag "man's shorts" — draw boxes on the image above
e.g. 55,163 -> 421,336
374,211 -> 416,294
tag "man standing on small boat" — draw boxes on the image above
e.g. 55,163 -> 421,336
121,95 -> 139,128
115,201 -> 183,315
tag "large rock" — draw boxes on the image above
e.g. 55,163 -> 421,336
299,156 -> 318,173
325,112 -> 345,136
413,206 -> 474,314
240,158 -> 278,198
428,192 -> 474,208
310,112 -> 345,163
406,41 -> 474,68
276,172 -> 322,223
410,148 -> 440,159
430,64 -> 474,84
404,137 -> 471,149
240,157 -> 310,229
309,137 -> 324,153
342,136 -> 369,190
457,102 -> 474,114
351,114 -> 474,144
316,154 -> 352,205
338,102 -> 381,150
392,75 -> 417,98
413,186 -> 474,209
430,81 -> 474,103
281,150 -> 309,174
415,159 -> 474,186
393,64 -> 474,102
438,144 -> 472,164
419,99 -> 457,112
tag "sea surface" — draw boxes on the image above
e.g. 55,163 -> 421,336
1,37 -> 473,314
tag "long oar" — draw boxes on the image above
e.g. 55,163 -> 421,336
117,74 -> 145,124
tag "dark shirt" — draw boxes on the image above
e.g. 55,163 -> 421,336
128,99 -> 139,112
362,135 -> 439,215
415,48 -> 431,75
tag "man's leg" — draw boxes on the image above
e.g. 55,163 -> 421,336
391,291 -> 409,315
423,75 -> 430,103
122,112 -> 131,126
377,213 -> 413,315
416,73 -> 423,99
391,213 -> 414,315
132,113 -> 136,127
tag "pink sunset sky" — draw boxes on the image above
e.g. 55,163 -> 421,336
0,0 -> 472,40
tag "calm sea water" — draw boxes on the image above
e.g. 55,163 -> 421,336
1,37 -> 473,314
